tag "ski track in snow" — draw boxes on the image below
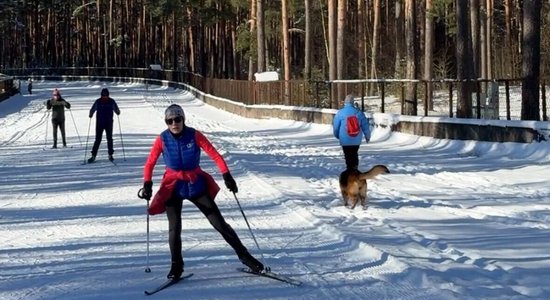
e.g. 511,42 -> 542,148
0,81 -> 549,300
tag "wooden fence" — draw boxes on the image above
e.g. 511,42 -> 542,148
1,67 -> 548,121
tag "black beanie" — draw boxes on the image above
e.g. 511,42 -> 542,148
101,88 -> 109,96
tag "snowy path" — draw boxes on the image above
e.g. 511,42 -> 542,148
1,81 -> 549,300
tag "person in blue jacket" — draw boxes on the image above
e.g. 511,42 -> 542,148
88,88 -> 120,163
332,94 -> 371,170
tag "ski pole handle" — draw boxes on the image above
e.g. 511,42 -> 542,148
137,188 -> 146,199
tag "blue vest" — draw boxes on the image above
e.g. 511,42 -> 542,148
161,128 -> 206,199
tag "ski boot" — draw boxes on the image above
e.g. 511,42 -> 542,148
167,262 -> 184,280
239,252 -> 264,273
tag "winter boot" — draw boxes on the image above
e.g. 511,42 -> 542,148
167,261 -> 183,280
108,155 -> 114,162
239,252 -> 264,273
87,155 -> 96,164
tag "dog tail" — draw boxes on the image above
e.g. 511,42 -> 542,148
359,165 -> 390,180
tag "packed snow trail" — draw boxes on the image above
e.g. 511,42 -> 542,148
0,81 -> 549,300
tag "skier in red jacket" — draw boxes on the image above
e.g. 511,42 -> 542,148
139,104 -> 264,280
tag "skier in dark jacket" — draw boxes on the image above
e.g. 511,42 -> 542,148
27,78 -> 33,95
139,104 -> 264,280
46,88 -> 71,148
88,88 -> 120,163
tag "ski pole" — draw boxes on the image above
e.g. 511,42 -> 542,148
44,111 -> 49,148
145,199 -> 151,273
83,118 -> 91,164
232,192 -> 269,271
138,188 -> 152,273
68,108 -> 82,147
116,114 -> 126,161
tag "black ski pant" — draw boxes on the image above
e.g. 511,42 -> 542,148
165,193 -> 248,267
52,119 -> 67,147
342,145 -> 360,169
91,121 -> 114,156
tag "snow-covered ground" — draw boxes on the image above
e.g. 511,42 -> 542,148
1,80 -> 549,300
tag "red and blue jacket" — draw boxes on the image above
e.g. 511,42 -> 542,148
332,102 -> 371,146
144,127 -> 229,215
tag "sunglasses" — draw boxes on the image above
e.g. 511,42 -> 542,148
165,116 -> 183,125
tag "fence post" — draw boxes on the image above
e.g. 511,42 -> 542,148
505,80 -> 511,120
424,81 -> 428,116
361,82 -> 366,111
476,81 -> 481,119
401,82 -> 405,114
380,81 -> 385,113
448,81 -> 453,118
542,80 -> 548,121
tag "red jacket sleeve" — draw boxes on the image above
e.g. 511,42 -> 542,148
195,131 -> 229,174
143,136 -> 163,181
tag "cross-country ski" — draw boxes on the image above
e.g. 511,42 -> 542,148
237,268 -> 302,286
144,273 -> 194,296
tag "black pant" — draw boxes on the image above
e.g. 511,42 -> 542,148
342,145 -> 360,169
91,122 -> 114,156
52,119 -> 66,147
165,193 -> 248,265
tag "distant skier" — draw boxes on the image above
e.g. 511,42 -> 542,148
88,88 -> 120,163
46,88 -> 71,148
16,79 -> 21,94
27,78 -> 32,95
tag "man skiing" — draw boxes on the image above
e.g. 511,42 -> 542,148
139,104 -> 264,280
46,88 -> 71,148
88,88 -> 120,163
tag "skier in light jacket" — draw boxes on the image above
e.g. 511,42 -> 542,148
46,88 -> 71,148
332,94 -> 371,170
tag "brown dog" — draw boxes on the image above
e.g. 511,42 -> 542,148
339,165 -> 390,209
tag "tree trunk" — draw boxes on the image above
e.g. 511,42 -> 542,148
357,0 -> 365,78
187,6 -> 195,73
281,0 -> 291,104
370,0 -> 381,80
480,0 -> 487,80
486,0 -> 493,79
404,0 -> 417,115
456,0 -> 473,118
304,0 -> 311,80
336,0 -> 347,101
470,0 -> 480,78
328,0 -> 337,106
424,0 -> 434,110
521,0 -> 541,121
504,0 -> 513,77
248,0 -> 257,80
394,0 -> 405,78
256,0 -> 265,73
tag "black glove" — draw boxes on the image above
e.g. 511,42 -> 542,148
140,181 -> 153,200
223,172 -> 238,193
